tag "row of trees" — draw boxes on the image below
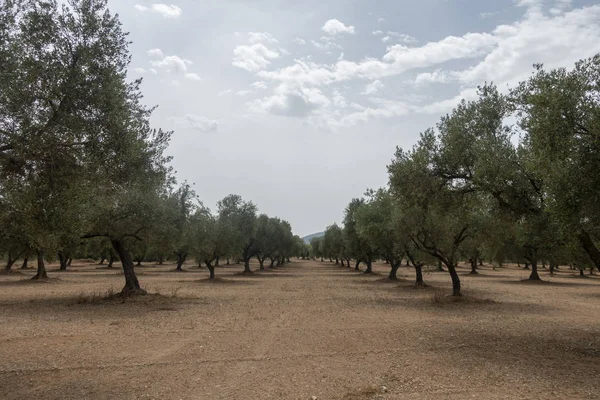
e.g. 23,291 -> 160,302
0,0 -> 303,294
312,56 -> 600,296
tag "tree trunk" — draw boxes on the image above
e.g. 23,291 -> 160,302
3,251 -> 16,272
578,230 -> 600,272
158,255 -> 164,265
320,257 -> 324,262
20,258 -> 29,269
414,263 -> 426,286
405,258 -> 410,267
354,260 -> 361,271
107,254 -> 114,269
269,257 -> 276,268
523,262 -> 530,270
175,252 -> 186,272
31,250 -> 48,280
226,258 -> 230,265
364,259 -> 373,274
528,259 -> 541,281
67,258 -> 72,266
388,262 -> 400,280
98,256 -> 106,265
346,259 -> 351,268
243,257 -> 252,273
437,260 -> 444,272
58,252 -> 68,271
478,258 -> 483,266
259,257 -> 265,271
447,263 -> 461,296
111,239 -> 146,296
469,258 -> 478,275
206,262 -> 215,279
549,262 -> 556,275
335,258 -> 339,265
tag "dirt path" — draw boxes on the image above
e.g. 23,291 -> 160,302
0,260 -> 599,399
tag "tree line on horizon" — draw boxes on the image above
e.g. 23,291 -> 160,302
0,0 -> 307,295
310,56 -> 600,296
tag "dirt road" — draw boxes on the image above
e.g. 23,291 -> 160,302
0,260 -> 599,399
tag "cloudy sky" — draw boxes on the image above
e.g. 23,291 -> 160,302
107,0 -> 600,236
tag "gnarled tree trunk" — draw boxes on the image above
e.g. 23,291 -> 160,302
447,263 -> 461,296
31,250 -> 48,280
175,252 -> 186,272
111,239 -> 146,296
469,258 -> 478,275
354,259 -> 361,271
243,257 -> 252,273
414,263 -> 425,286
20,258 -> 28,270
205,261 -> 215,279
58,251 -> 68,271
364,259 -> 373,274
388,261 -> 400,280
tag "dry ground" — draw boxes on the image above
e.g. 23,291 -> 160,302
0,259 -> 599,399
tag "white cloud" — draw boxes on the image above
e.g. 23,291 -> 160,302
382,36 -> 390,43
243,3 -> 600,129
372,30 -> 383,36
185,73 -> 202,81
171,114 -> 219,132
550,0 -> 572,14
135,4 -> 182,19
258,32 -> 497,86
218,89 -> 233,96
387,32 -> 418,44
322,19 -> 356,35
232,33 -> 282,72
236,90 -> 252,96
450,5 -> 600,86
251,81 -> 268,90
312,36 -> 342,51
362,80 -> 384,95
414,69 -> 454,85
147,48 -> 164,58
248,32 -> 279,44
294,38 -> 306,45
232,43 -> 280,72
151,55 -> 191,73
150,68 -> 158,74
133,67 -> 146,74
377,17 -> 385,23
250,84 -> 331,118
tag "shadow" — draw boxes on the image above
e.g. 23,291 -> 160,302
0,277 -> 63,286
497,279 -> 598,288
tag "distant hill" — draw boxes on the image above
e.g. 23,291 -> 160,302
302,231 -> 324,244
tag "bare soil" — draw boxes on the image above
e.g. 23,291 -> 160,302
0,260 -> 599,399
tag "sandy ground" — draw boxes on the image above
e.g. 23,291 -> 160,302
0,259 -> 599,400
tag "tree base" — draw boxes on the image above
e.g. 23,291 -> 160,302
120,287 -> 148,297
31,274 -> 49,280
469,270 -> 479,275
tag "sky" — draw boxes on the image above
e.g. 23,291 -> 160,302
104,0 -> 600,237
